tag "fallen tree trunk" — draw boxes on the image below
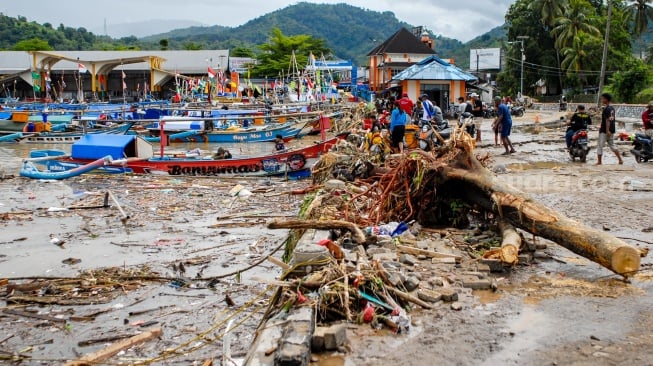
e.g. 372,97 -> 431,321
268,219 -> 366,244
441,156 -> 641,277
498,220 -> 522,265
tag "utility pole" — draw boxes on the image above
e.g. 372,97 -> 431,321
597,0 -> 612,106
509,36 -> 529,100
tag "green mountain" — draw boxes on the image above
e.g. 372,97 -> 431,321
141,2 -> 466,65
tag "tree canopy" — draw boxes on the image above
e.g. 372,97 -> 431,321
252,28 -> 331,78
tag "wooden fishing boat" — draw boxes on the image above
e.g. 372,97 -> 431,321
22,131 -> 342,179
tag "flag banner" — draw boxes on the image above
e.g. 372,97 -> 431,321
208,67 -> 217,79
32,72 -> 41,92
230,72 -> 240,88
78,63 -> 88,74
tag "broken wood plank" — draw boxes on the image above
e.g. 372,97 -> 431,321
386,287 -> 433,309
65,328 -> 162,366
267,256 -> 291,271
77,334 -> 138,347
395,244 -> 462,263
268,219 -> 366,243
3,309 -> 66,323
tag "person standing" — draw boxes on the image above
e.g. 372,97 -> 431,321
470,93 -> 483,141
565,105 -> 591,148
398,92 -> 414,116
458,96 -> 472,116
641,101 -> 653,138
597,93 -> 623,165
493,96 -> 515,155
419,94 -> 435,126
390,102 -> 407,153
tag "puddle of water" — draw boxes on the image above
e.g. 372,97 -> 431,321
314,355 -> 346,366
473,289 -> 503,305
481,304 -> 550,365
506,161 -> 568,171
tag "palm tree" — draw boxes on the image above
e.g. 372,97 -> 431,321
626,0 -> 653,58
553,0 -> 602,49
561,35 -> 590,89
529,0 -> 569,27
529,0 -> 569,93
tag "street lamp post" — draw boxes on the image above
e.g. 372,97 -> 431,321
509,36 -> 529,100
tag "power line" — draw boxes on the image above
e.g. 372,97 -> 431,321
504,57 -> 619,76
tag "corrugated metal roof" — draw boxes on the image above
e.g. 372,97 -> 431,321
392,56 -> 477,82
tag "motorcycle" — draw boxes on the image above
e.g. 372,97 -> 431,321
417,121 -> 451,151
569,129 -> 591,163
510,105 -> 525,117
631,133 -> 653,163
483,105 -> 496,119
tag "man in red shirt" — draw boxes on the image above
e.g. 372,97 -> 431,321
398,92 -> 414,116
642,101 -> 653,137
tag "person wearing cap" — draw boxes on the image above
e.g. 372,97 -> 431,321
642,101 -> 653,138
565,105 -> 592,148
493,96 -> 515,155
398,92 -> 414,116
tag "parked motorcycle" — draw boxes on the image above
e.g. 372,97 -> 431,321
510,105 -> 525,118
569,129 -> 591,163
483,105 -> 496,119
631,133 -> 653,163
417,121 -> 451,151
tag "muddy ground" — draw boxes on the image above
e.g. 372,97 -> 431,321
1,111 -> 652,365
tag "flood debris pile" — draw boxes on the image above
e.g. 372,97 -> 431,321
248,128 -> 644,364
4,266 -> 162,306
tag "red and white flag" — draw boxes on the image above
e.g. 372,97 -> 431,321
208,67 -> 217,79
78,63 -> 87,74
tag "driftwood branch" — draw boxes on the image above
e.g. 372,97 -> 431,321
268,219 -> 366,243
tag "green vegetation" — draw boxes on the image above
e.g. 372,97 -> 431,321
498,0 -> 652,102
253,28 -> 330,77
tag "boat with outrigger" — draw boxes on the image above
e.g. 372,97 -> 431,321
20,116 -> 341,180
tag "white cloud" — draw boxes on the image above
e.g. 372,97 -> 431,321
1,0 -> 513,41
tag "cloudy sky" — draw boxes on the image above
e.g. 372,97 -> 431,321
1,0 -> 514,41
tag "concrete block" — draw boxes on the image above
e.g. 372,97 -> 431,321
372,252 -> 397,262
286,307 -> 314,323
311,327 -> 326,351
275,342 -> 309,366
476,263 -> 491,273
428,277 -> 444,287
417,289 -> 442,303
399,253 -> 418,266
518,253 -> 533,265
440,288 -> 459,302
432,257 -> 457,264
461,276 -> 492,290
404,276 -> 420,292
479,258 -> 504,272
324,323 -> 347,350
367,247 -> 391,256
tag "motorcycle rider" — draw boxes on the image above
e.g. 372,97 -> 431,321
642,101 -> 653,138
565,105 -> 592,149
